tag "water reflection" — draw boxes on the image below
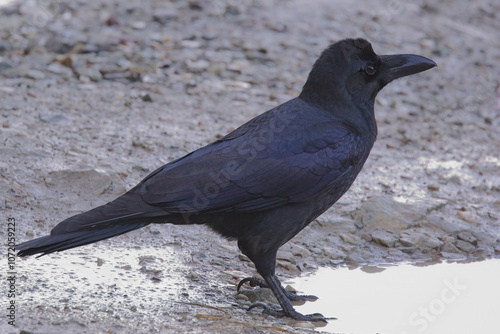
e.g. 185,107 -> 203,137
291,260 -> 500,334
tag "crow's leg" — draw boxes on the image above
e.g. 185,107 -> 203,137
238,242 -> 329,323
237,276 -> 318,302
247,274 -> 327,322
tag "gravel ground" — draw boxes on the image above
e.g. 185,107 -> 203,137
1,0 -> 499,333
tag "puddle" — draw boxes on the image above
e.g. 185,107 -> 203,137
291,259 -> 500,334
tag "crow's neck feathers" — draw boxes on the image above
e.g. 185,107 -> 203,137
299,39 -> 378,137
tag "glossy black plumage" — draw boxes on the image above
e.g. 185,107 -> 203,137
18,38 -> 436,322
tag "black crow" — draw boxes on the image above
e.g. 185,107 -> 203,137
18,38 -> 436,322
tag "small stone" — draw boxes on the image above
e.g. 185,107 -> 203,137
440,252 -> 466,260
236,293 -> 249,301
425,215 -> 465,234
26,69 -> 46,80
427,184 -> 440,191
40,114 -> 65,123
457,231 -> 477,245
130,21 -> 147,30
339,233 -> 363,244
76,66 -> 102,81
388,248 -> 405,257
441,242 -> 461,254
287,243 -> 311,258
331,218 -> 357,233
238,287 -> 277,304
140,92 -> 153,102
446,175 -> 462,185
0,62 -> 12,72
191,251 -> 207,263
345,253 -> 364,264
47,62 -> 73,76
309,247 -> 323,255
455,240 -> 476,253
106,16 -> 119,26
276,250 -> 295,262
180,40 -> 201,48
457,210 -> 478,224
322,246 -> 346,260
278,262 -> 299,273
185,59 -> 210,73
371,230 -> 398,247
153,8 -> 179,23
400,231 -> 443,250
398,246 -> 416,254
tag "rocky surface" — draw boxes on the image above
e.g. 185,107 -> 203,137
1,0 -> 499,333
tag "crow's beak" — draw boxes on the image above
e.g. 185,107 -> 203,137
381,54 -> 436,83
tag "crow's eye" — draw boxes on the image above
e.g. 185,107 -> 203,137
364,65 -> 377,75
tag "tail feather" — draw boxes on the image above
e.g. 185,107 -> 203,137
17,189 -> 164,257
17,223 -> 149,257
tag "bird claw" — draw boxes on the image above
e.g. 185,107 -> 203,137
285,290 -> 318,303
237,277 -> 265,291
237,276 -> 318,302
247,302 -> 329,323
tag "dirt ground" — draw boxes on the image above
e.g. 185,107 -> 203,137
1,0 -> 499,333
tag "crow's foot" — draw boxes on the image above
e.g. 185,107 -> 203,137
237,276 -> 318,302
247,302 -> 329,323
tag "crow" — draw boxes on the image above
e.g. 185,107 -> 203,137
18,38 -> 436,323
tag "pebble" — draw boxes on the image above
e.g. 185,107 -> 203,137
46,62 -> 73,76
238,288 -> 277,304
322,246 -> 346,260
457,231 -> 478,245
455,239 -> 476,252
276,249 -> 295,262
185,59 -> 210,73
457,210 -> 478,224
425,214 -> 465,234
153,8 -> 179,23
371,230 -> 398,247
400,231 -> 443,250
76,66 -> 103,81
345,253 -> 365,264
26,69 -> 46,80
287,243 -> 311,258
0,61 -> 12,72
39,114 -> 65,123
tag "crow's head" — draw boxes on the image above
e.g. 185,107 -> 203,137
300,38 -> 436,110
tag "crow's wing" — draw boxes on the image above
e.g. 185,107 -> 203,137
139,100 -> 366,214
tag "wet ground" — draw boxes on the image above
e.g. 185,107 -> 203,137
1,0 -> 499,333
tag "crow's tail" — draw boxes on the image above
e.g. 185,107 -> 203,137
17,189 -> 164,257
17,223 -> 149,257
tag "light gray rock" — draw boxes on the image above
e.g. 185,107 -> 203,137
355,196 -> 425,230
371,230 -> 398,247
455,239 -> 476,253
424,214 -> 466,234
26,69 -> 46,80
76,66 -> 102,81
47,62 -> 73,76
400,231 -> 443,250
457,231 -> 478,245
